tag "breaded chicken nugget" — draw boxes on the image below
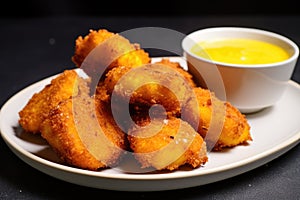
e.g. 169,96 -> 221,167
94,96 -> 129,153
99,58 -> 196,99
105,63 -> 194,117
127,118 -> 208,171
72,29 -> 116,67
97,65 -> 132,101
185,87 -> 252,151
19,70 -> 80,134
40,77 -> 127,170
153,58 -> 197,88
95,62 -> 198,132
110,46 -> 151,70
40,98 -> 106,170
71,29 -> 150,77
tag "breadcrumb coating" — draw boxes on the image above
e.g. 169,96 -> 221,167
18,70 -> 80,133
71,29 -> 150,74
153,58 -> 197,88
72,29 -> 116,68
185,87 -> 252,151
128,118 -> 208,171
40,75 -> 127,170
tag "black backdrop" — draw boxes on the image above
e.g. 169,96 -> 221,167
2,0 -> 299,18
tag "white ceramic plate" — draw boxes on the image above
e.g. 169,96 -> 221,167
1,57 -> 300,192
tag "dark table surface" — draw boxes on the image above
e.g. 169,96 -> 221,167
1,15 -> 300,199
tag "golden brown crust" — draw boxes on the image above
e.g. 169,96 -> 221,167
72,29 -> 116,68
184,87 -> 252,151
94,96 -> 129,153
71,29 -> 150,76
40,98 -> 106,170
153,58 -> 197,88
18,70 -> 79,133
106,64 -> 194,118
128,118 -> 208,171
39,77 -> 106,170
40,77 -> 127,170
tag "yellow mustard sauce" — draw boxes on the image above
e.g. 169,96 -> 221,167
191,38 -> 290,64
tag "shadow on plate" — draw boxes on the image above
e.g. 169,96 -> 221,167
13,125 -> 48,145
13,125 -> 62,163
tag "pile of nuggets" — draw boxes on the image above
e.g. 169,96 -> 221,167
18,29 -> 252,172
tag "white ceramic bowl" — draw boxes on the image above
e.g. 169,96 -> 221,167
182,27 -> 299,113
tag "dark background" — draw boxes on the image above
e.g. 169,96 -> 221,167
1,0 -> 299,18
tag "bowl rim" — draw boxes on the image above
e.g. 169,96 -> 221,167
182,26 -> 299,68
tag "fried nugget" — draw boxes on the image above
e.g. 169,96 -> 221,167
185,87 -> 252,151
100,58 -> 196,98
94,96 -> 129,153
96,65 -> 132,101
153,58 -> 197,88
40,99 -> 105,170
19,70 -> 80,134
95,62 -> 198,132
105,64 -> 194,117
40,77 -> 127,170
128,118 -> 208,171
71,29 -> 150,76
72,29 -> 116,67
111,47 -> 151,69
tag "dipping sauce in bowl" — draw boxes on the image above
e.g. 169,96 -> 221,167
182,27 -> 299,113
191,38 -> 290,65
